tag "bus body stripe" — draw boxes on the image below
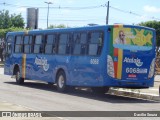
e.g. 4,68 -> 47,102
113,48 -> 118,78
22,54 -> 26,78
117,49 -> 123,79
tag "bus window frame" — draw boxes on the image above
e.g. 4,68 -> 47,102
87,30 -> 104,56
44,33 -> 57,55
57,33 -> 72,55
6,35 -> 14,55
14,35 -> 23,53
23,35 -> 33,54
72,32 -> 87,56
33,34 -> 44,54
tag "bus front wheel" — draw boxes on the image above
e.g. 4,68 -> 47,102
56,71 -> 67,92
15,70 -> 24,84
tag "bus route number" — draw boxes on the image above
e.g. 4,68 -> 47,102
90,59 -> 99,64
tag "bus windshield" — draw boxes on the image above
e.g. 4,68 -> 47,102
113,26 -> 153,51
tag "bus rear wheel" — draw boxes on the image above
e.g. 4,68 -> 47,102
56,71 -> 68,92
15,70 -> 24,84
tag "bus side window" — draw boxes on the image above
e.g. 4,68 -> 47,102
6,36 -> 13,55
34,35 -> 43,54
73,33 -> 81,55
88,32 -> 103,56
66,34 -> 72,54
23,36 -> 30,54
58,33 -> 70,55
29,36 -> 33,53
97,33 -> 103,55
80,33 -> 87,55
45,34 -> 56,54
15,36 -> 23,53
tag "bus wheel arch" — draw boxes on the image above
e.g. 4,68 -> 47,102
13,64 -> 19,75
56,69 -> 68,92
13,64 -> 24,84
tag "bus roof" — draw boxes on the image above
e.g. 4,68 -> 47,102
6,24 -> 155,36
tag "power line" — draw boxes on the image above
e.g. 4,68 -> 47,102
1,2 -> 160,21
109,6 -> 160,21
0,2 -> 102,10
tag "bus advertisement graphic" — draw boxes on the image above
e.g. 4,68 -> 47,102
110,25 -> 154,80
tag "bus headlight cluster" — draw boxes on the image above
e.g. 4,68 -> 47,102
148,58 -> 155,78
107,55 -> 115,78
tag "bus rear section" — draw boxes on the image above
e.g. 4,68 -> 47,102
106,25 -> 156,88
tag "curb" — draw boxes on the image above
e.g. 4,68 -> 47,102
108,89 -> 160,102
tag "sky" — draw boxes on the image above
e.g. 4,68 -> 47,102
0,0 -> 160,29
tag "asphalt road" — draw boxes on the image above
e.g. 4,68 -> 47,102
0,74 -> 160,120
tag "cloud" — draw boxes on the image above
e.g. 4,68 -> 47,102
143,5 -> 160,13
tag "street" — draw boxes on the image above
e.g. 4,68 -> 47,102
0,73 -> 160,120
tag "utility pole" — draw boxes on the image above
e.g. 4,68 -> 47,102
106,1 -> 109,25
44,1 -> 53,28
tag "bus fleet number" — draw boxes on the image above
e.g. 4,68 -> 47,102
90,59 -> 99,64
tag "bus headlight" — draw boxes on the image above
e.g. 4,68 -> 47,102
148,58 -> 155,78
107,55 -> 115,78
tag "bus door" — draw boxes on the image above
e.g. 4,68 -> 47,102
4,35 -> 14,75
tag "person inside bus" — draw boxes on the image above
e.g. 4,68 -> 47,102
97,33 -> 103,55
115,30 -> 126,44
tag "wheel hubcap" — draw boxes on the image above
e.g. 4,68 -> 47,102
58,75 -> 64,88
16,72 -> 20,81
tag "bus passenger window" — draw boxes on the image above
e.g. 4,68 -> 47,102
6,36 -> 13,54
45,34 -> 56,54
34,35 -> 43,54
15,36 -> 23,53
97,33 -> 103,55
7,43 -> 12,54
80,33 -> 87,55
88,32 -> 103,56
58,34 -> 70,55
24,36 -> 32,53
73,33 -> 81,55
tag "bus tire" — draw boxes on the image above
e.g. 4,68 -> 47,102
91,87 -> 109,94
56,70 -> 67,92
15,70 -> 24,84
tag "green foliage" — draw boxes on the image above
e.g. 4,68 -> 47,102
11,14 -> 25,28
139,21 -> 160,56
48,24 -> 68,29
0,27 -> 25,38
0,10 -> 25,29
138,21 -> 160,47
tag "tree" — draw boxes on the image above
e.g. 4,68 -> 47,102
0,10 -> 11,29
0,10 -> 25,29
0,27 -> 25,39
11,14 -> 25,28
48,24 -> 68,29
138,21 -> 160,56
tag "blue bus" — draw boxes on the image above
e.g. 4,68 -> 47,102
4,25 -> 156,93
